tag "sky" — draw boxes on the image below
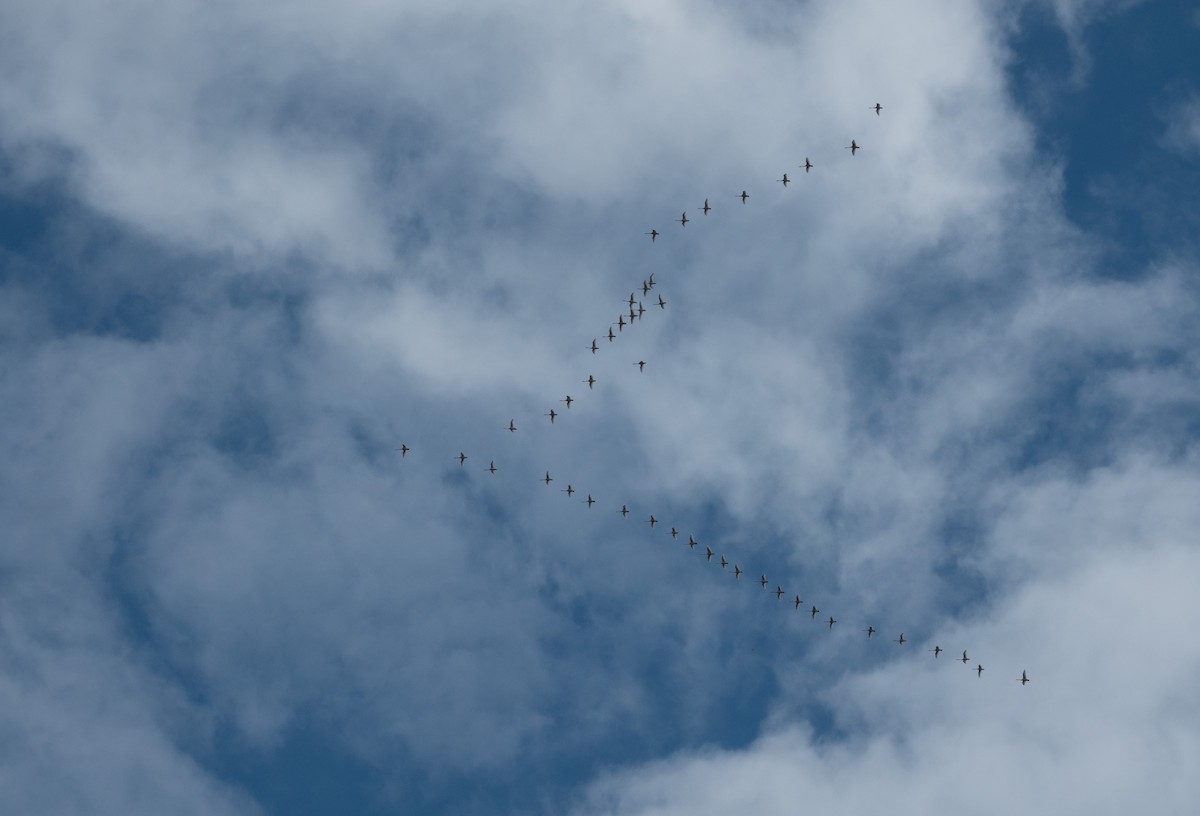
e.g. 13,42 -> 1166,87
1,0 -> 1198,814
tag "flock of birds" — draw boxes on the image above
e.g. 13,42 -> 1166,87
399,102 -> 1032,689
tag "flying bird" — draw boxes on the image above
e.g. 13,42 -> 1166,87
584,375 -> 596,389
930,646 -> 942,658
811,605 -> 819,619
687,534 -> 697,549
760,574 -> 768,588
642,280 -> 651,296
670,527 -> 679,539
776,586 -> 784,600
458,452 -> 467,466
589,339 -> 598,354
778,173 -> 790,187
872,102 -> 882,115
846,140 -> 860,155
677,211 -> 688,227
628,292 -> 636,307
734,564 -> 742,579
702,198 -> 711,215
488,460 -> 497,474
976,664 -> 985,678
546,408 -> 557,423
543,471 -> 553,485
396,444 -> 409,457
507,419 -> 517,433
706,547 -> 714,561
636,360 -> 646,372
720,555 -> 728,568
615,314 -> 625,331
637,302 -> 645,317
1018,671 -> 1030,686
739,190 -> 749,204
607,327 -> 615,342
646,229 -> 659,242
563,484 -> 575,497
895,633 -> 906,645
647,515 -> 657,528
648,273 -> 656,288
864,626 -> 876,638
657,294 -> 666,309
561,395 -> 573,409
619,504 -> 630,518
585,494 -> 595,508
828,616 -> 837,629
960,650 -> 970,665
802,157 -> 813,173
795,595 -> 803,610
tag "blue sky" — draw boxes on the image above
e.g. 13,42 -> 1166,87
2,1 -> 1199,814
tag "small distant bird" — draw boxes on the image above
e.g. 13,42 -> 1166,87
828,616 -> 837,629
677,211 -> 688,227
636,360 -> 646,372
975,664 -> 984,678
930,646 -> 942,658
458,452 -> 467,465
739,190 -> 749,204
960,650 -> 969,665
802,157 -> 813,173
615,315 -> 625,331
670,527 -> 679,539
776,586 -> 784,600
795,595 -> 803,610
720,555 -> 728,568
647,515 -> 657,528
642,280 -> 651,296
628,305 -> 636,322
701,198 -> 711,215
546,408 -> 557,423
778,172 -> 790,187
760,574 -> 768,588
637,302 -> 645,318
589,339 -> 598,354
563,484 -> 575,497
584,375 -> 596,389
734,564 -> 742,579
607,327 -> 615,342
1018,670 -> 1030,686
864,626 -> 876,638
657,294 -> 666,309
895,633 -> 906,645
619,504 -> 630,518
488,460 -> 497,474
648,273 -> 656,288
507,419 -> 516,433
811,605 -> 819,619
846,139 -> 860,155
687,534 -> 697,550
561,395 -> 573,409
706,547 -> 714,561
872,102 -> 882,115
543,471 -> 552,485
396,444 -> 409,457
628,292 -> 636,308
585,494 -> 595,508
646,229 -> 659,242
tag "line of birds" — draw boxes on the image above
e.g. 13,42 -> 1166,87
396,101 -> 1031,687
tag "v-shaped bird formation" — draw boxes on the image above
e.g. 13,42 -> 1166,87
395,104 -> 1030,689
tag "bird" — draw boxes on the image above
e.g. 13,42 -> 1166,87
545,408 -> 557,423
895,633 -> 906,645
561,395 -> 573,409
795,595 -> 803,610
702,198 -> 711,215
628,305 -> 636,322
396,444 -> 409,457
778,172 -> 790,187
647,515 -> 657,528
648,273 -> 656,289
618,504 -> 630,517
642,279 -> 651,296
637,302 -> 645,318
657,294 -> 666,309
687,534 -> 697,550
760,574 -> 768,588
872,102 -> 882,115
975,664 -> 985,678
720,555 -> 728,568
563,484 -> 575,497
636,360 -> 646,372
607,327 -> 615,342
507,419 -> 517,433
811,605 -> 819,619
645,229 -> 659,242
589,339 -> 598,354
734,564 -> 742,579
801,157 -> 813,173
846,139 -> 860,155
864,626 -> 876,638
458,452 -> 467,466
776,586 -> 784,600
739,190 -> 749,204
706,547 -> 714,561
677,211 -> 688,227
584,375 -> 596,389
488,460 -> 497,474
628,292 -> 636,308
930,646 -> 942,658
670,527 -> 679,539
585,494 -> 595,508
828,616 -> 837,629
1018,670 -> 1030,686
960,650 -> 969,665
542,471 -> 552,485
615,314 -> 625,331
